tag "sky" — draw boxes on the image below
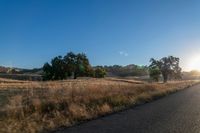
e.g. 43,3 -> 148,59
0,0 -> 200,71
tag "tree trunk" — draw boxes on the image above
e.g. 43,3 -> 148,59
74,72 -> 77,79
162,72 -> 168,83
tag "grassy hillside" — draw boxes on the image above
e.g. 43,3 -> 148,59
0,74 -> 42,81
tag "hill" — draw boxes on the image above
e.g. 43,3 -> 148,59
0,66 -> 42,81
0,66 -> 9,73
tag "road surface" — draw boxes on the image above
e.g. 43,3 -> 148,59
54,84 -> 200,133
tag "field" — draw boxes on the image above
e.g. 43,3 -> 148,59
0,73 -> 42,81
0,78 -> 199,133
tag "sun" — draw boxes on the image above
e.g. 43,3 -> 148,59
188,55 -> 200,71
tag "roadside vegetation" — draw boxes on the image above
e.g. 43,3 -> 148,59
0,78 -> 198,133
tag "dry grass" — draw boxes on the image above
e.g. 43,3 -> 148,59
0,78 -> 199,133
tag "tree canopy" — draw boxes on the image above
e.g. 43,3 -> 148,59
42,52 -> 95,80
94,66 -> 106,78
149,66 -> 161,82
149,56 -> 182,82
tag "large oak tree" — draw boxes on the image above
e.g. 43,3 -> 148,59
149,56 -> 182,83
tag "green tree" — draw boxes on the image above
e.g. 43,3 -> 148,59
149,67 -> 161,82
94,67 -> 106,78
150,56 -> 182,83
84,65 -> 95,77
64,52 -> 77,77
51,56 -> 66,80
42,63 -> 53,80
75,53 -> 91,78
64,52 -> 92,79
42,52 -> 97,80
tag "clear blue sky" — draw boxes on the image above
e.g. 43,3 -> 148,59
0,0 -> 200,70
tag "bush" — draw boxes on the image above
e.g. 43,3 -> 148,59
94,68 -> 106,78
149,67 -> 161,82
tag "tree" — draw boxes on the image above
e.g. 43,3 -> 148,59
42,63 -> 53,80
94,67 -> 106,78
149,56 -> 182,83
43,56 -> 67,80
75,53 -> 91,78
172,63 -> 182,80
149,67 -> 161,82
51,56 -> 66,80
84,65 -> 95,77
64,52 -> 92,79
42,52 -> 100,80
64,52 -> 77,77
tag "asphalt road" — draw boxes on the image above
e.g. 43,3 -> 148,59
54,84 -> 200,133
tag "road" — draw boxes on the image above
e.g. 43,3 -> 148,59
54,84 -> 200,133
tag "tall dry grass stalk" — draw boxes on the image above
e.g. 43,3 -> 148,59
0,78 -> 199,133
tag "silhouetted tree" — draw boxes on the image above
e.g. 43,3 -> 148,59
42,52 -> 104,80
43,56 -> 68,80
51,56 -> 66,80
149,56 -> 182,83
75,53 -> 91,78
64,52 -> 77,78
42,63 -> 53,80
174,63 -> 182,80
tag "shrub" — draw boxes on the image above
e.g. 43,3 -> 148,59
149,67 -> 161,82
94,68 -> 106,78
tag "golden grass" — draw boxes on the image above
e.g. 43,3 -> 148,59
0,78 -> 199,133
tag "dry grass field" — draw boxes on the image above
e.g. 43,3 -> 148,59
0,78 -> 199,133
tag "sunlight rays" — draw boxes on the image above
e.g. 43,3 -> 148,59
187,55 -> 200,71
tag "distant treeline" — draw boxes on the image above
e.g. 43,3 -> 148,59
0,52 -> 183,83
103,65 -> 149,77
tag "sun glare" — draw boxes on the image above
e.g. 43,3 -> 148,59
188,55 -> 200,71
